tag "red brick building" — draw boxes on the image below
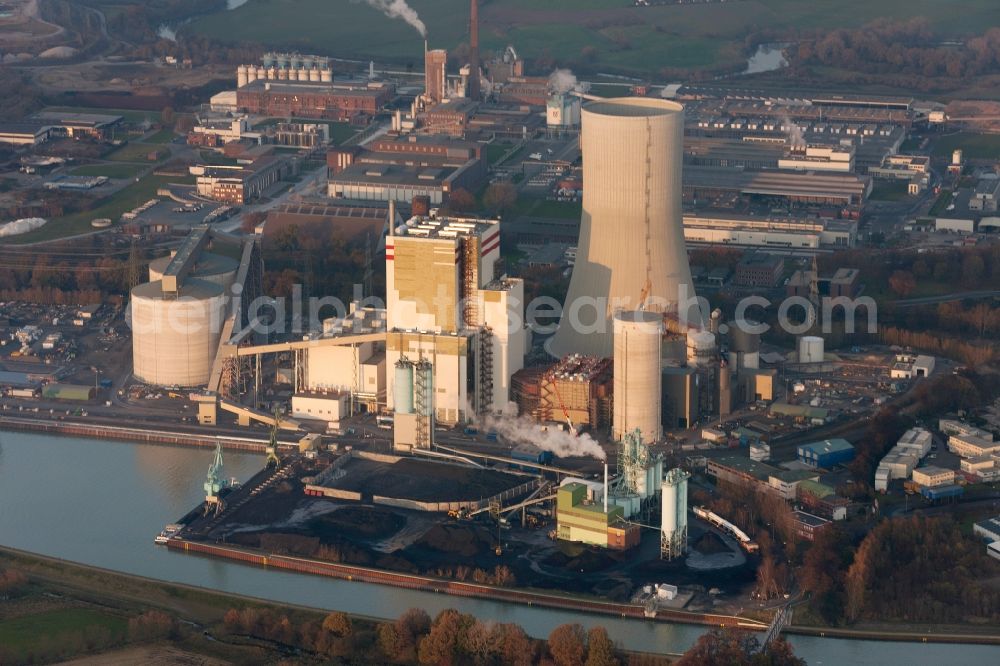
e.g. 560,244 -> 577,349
237,80 -> 393,121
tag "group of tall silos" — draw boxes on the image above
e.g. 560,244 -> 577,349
549,97 -> 701,446
131,251 -> 238,387
237,53 -> 333,87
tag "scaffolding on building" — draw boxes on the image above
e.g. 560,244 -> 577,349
414,359 -> 432,449
478,326 -> 493,414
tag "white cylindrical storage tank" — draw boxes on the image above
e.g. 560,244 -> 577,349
255,66 -> 267,80
393,360 -> 414,415
613,311 -> 663,443
320,69 -> 333,83
277,67 -> 288,80
953,149 -> 963,165
246,67 -> 258,84
550,98 -> 702,358
686,329 -> 716,367
798,335 -> 824,363
298,67 -> 310,81
237,65 -> 248,88
661,477 -> 677,535
130,279 -> 226,387
309,68 -> 320,82
676,471 -> 688,534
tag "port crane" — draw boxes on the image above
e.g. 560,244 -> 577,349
265,406 -> 282,468
204,442 -> 226,516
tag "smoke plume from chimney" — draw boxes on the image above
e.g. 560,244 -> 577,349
355,0 -> 426,38
548,68 -> 590,95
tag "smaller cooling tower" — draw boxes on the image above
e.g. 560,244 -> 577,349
613,311 -> 663,442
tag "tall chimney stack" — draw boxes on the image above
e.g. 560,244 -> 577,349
468,0 -> 480,100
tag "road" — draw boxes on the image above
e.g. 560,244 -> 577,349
895,290 -> 1000,307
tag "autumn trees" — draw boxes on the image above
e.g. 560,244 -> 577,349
793,20 -> 1000,84
677,628 -> 803,666
843,515 -> 1000,624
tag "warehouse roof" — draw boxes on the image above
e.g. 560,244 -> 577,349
798,438 -> 854,455
708,454 -> 780,481
41,384 -> 94,401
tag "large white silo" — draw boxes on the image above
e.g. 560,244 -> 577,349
130,279 -> 226,387
798,335 -> 825,363
613,310 -> 663,442
549,98 -> 702,359
237,65 -> 249,88
661,467 -> 689,560
394,359 -> 414,415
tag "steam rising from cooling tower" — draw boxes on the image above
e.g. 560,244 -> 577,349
479,405 -> 606,460
355,0 -> 426,37
548,98 -> 703,359
548,68 -> 590,95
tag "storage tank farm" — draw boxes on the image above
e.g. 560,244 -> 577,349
549,98 -> 702,359
661,467 -> 690,560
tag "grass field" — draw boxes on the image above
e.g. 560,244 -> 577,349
932,133 -> 1000,161
106,142 -> 169,163
869,180 -> 911,202
43,106 -> 158,124
71,163 -> 147,179
186,0 -> 1000,75
514,196 -> 581,220
0,174 -> 193,244
0,608 -> 127,658
143,128 -> 178,144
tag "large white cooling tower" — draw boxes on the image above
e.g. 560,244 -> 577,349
549,98 -> 702,359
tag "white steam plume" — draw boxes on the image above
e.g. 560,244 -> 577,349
354,0 -> 426,38
479,404 -> 606,461
780,113 -> 806,148
548,68 -> 590,95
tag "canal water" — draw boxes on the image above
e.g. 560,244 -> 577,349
0,432 -> 997,663
743,43 -> 790,75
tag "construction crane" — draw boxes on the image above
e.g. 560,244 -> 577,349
638,276 -> 652,311
548,376 -> 576,434
265,406 -> 282,468
204,442 -> 225,516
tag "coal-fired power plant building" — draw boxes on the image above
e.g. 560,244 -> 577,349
549,98 -> 702,359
